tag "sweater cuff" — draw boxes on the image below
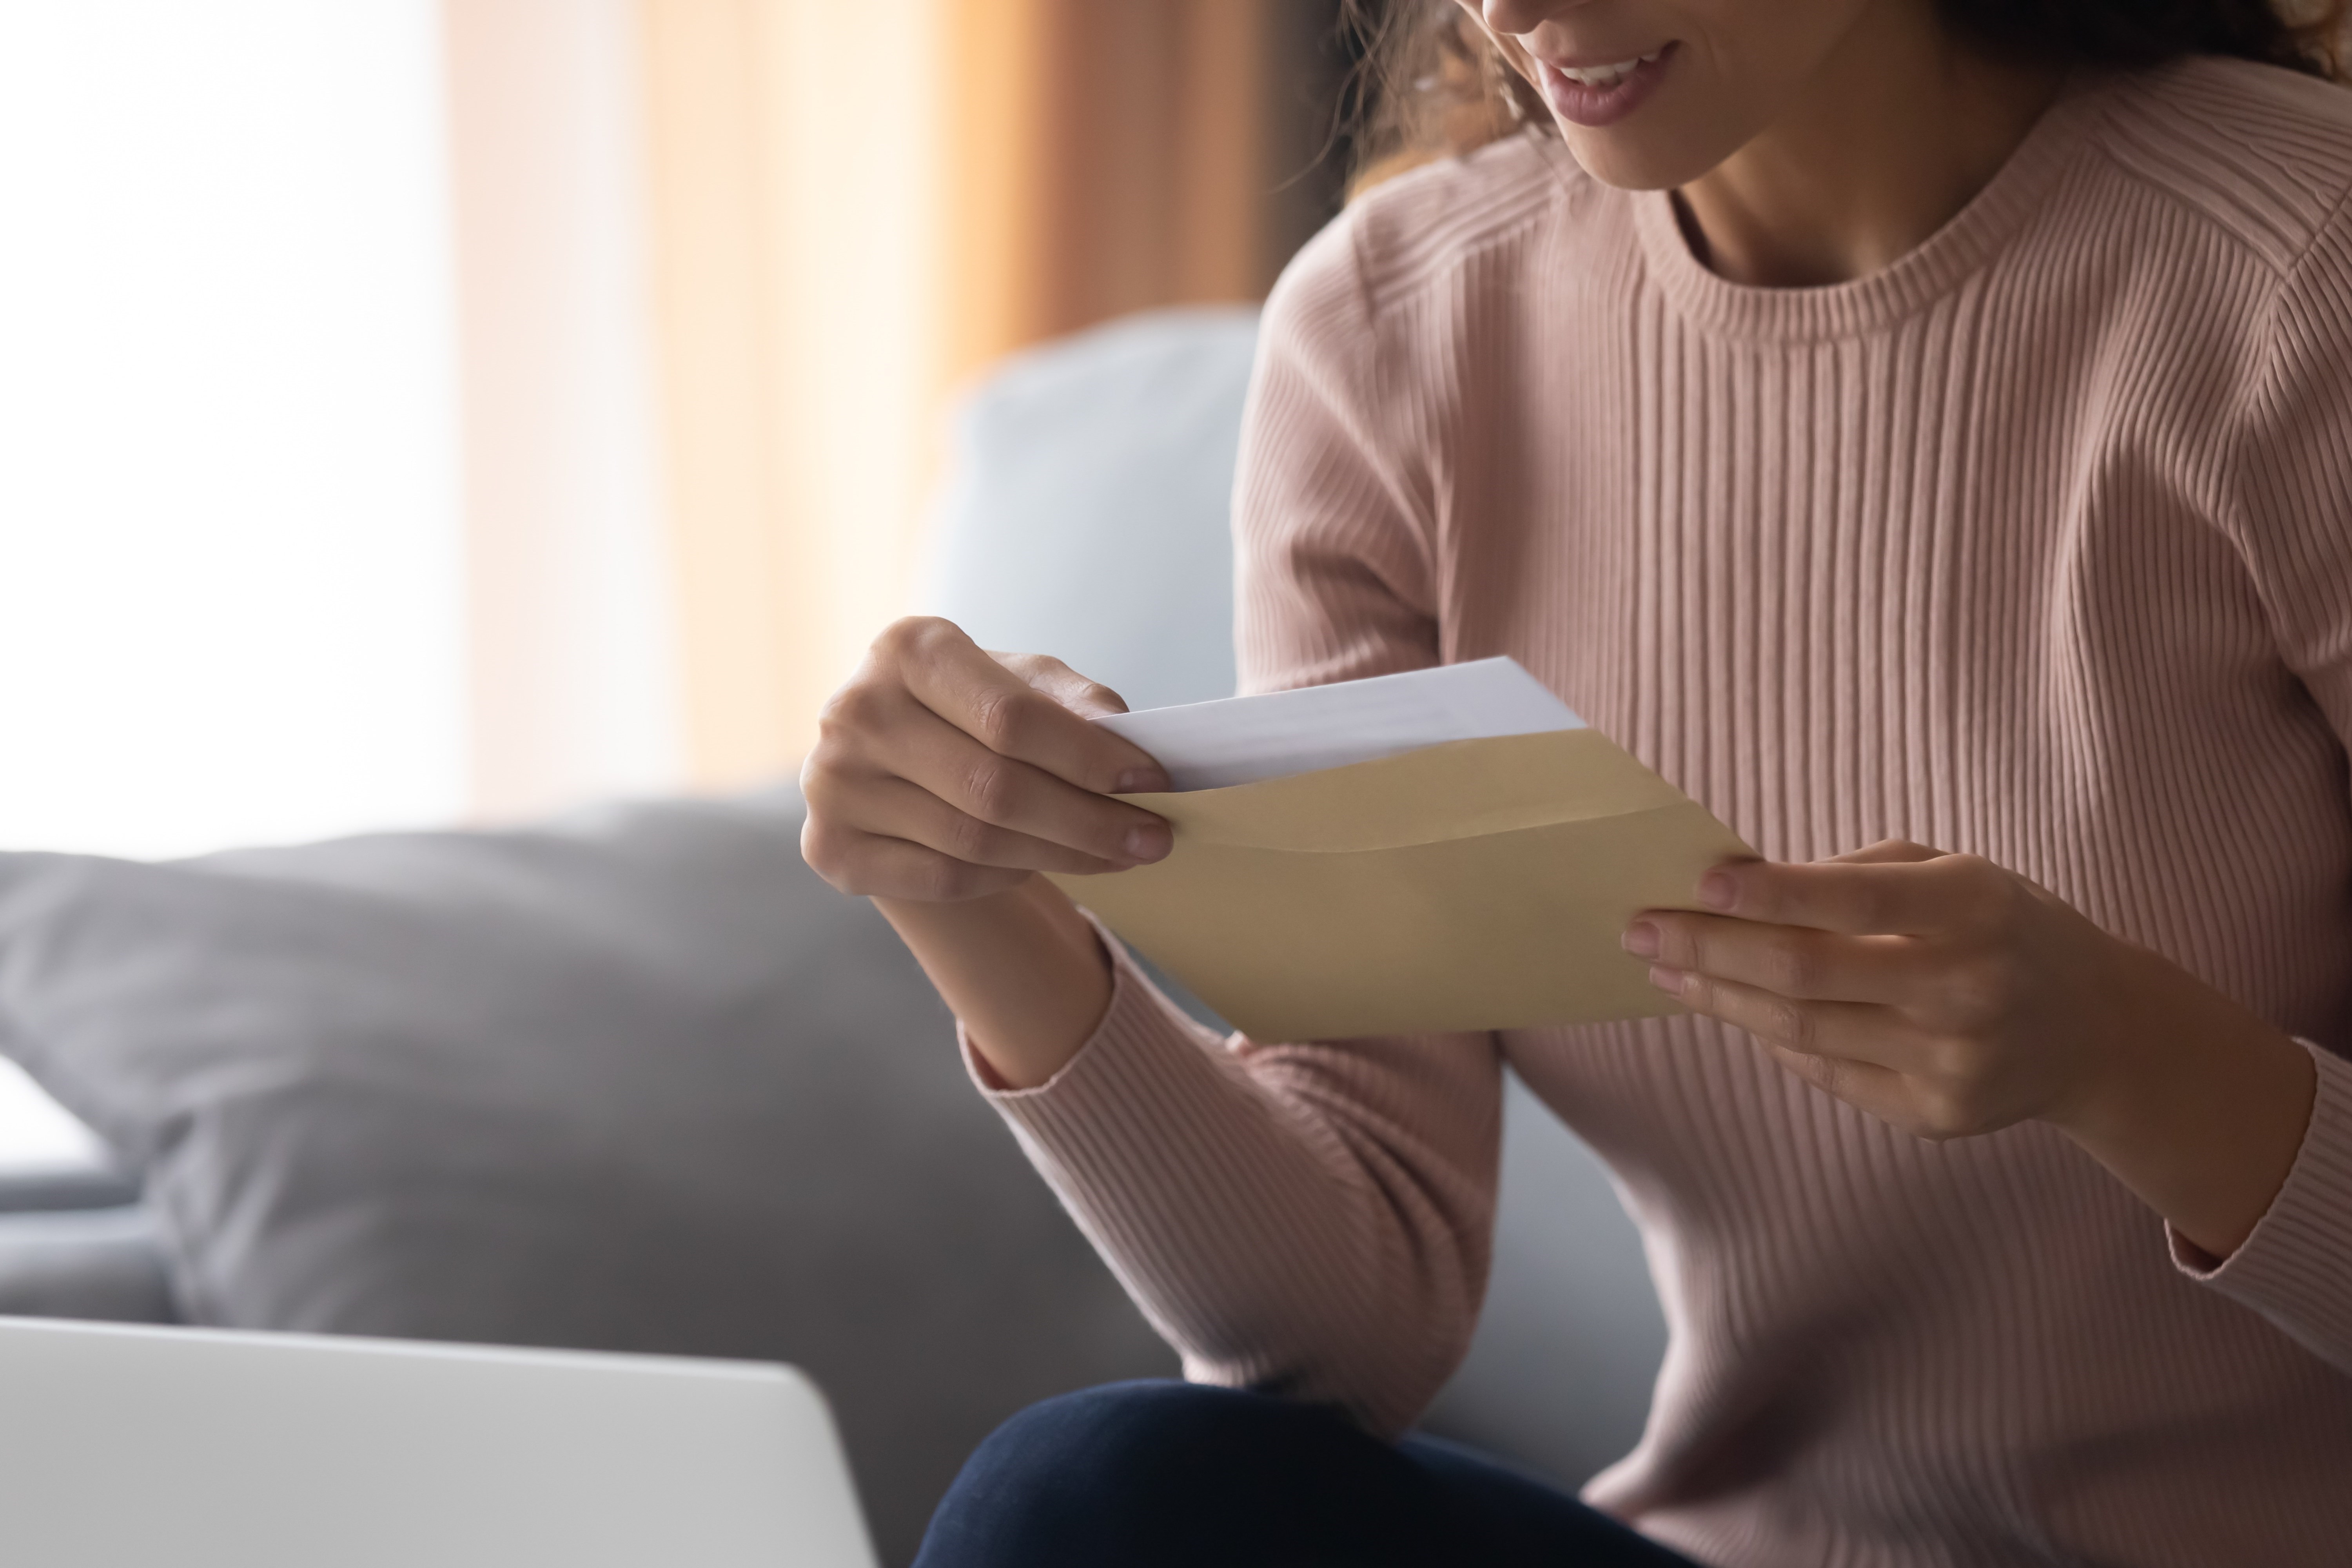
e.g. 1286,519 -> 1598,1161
2170,1038 -> 2352,1369
959,922 -> 1234,1132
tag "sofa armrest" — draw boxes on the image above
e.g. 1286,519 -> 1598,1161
0,1167 -> 142,1215
0,1204 -> 178,1323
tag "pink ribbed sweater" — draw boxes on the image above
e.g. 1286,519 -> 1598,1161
978,58 -> 2352,1566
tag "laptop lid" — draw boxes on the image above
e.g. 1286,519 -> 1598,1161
0,1316 -> 878,1568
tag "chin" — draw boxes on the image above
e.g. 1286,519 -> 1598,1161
1552,83 -> 1759,191
1551,105 -> 1747,192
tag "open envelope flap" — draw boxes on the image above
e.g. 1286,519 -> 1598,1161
1050,799 -> 1755,1040
1117,728 -> 1691,853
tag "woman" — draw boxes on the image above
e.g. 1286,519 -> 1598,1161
802,0 -> 2352,1562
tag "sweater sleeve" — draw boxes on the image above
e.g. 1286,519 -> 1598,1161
2189,192 -> 2352,1369
2171,1043 -> 2352,1372
969,216 -> 1504,1436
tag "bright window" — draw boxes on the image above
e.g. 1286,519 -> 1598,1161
0,0 -> 463,860
0,1059 -> 104,1175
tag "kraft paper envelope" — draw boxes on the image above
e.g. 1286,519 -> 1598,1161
1047,700 -> 1751,1042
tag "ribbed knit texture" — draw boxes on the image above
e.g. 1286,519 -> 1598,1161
977,58 -> 2352,1567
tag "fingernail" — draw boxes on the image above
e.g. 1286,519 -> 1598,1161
1123,824 -> 1171,863
1114,769 -> 1167,794
1621,921 -> 1660,959
1648,964 -> 1686,995
1699,871 -> 1736,911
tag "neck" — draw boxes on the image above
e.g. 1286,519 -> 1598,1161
1675,6 -> 2065,288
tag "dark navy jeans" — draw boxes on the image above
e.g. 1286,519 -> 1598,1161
913,1381 -> 1698,1567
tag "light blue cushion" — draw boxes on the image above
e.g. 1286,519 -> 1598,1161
915,306 -> 1254,713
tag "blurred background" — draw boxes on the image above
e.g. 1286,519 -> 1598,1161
0,16 -> 1682,1550
0,0 -> 1357,861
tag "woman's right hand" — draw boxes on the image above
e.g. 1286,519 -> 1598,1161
800,617 -> 1175,904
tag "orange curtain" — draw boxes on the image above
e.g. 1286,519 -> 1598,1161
940,0 -> 1276,388
637,0 -> 1294,788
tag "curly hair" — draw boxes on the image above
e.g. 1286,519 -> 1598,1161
1340,0 -> 2350,185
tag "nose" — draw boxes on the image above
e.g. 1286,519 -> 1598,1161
1476,0 -> 1588,35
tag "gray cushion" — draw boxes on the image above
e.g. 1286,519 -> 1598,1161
0,789 -> 1171,1566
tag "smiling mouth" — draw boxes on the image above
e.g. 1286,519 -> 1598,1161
1532,42 -> 1679,129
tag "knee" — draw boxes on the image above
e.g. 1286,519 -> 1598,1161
916,1381 -> 1353,1568
958,1380 -> 1286,1512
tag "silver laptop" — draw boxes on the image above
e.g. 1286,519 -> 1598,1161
0,1316 -> 878,1567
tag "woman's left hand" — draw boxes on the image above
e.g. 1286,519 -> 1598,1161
1623,840 -> 2317,1256
1624,841 -> 2132,1140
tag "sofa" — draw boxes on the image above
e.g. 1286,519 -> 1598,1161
0,307 -> 1664,1566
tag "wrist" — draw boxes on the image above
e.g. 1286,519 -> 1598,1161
2052,941 -> 2315,1258
877,879 -> 1117,1091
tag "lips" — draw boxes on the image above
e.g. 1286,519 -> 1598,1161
1532,41 -> 1679,129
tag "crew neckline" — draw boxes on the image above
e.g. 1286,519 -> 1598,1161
1630,69 -> 2118,341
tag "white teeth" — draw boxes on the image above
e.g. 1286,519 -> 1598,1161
1559,61 -> 1633,87
1559,51 -> 1659,88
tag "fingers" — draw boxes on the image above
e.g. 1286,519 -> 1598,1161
1647,963 -> 1914,1065
1651,960 -> 1965,1133
799,815 -> 1032,903
1753,1043 -> 1918,1128
1694,842 -> 2012,936
891,620 -> 1170,795
1650,840 -> 2069,1144
813,688 -> 1169,868
1825,839 -> 1941,866
1625,912 -> 1920,1004
803,618 -> 1181,906
889,699 -> 1172,865
832,774 -> 1131,877
992,651 -> 1139,724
